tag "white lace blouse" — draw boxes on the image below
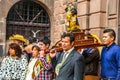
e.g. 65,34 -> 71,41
0,55 -> 28,80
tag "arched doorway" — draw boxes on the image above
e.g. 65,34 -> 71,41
6,0 -> 50,41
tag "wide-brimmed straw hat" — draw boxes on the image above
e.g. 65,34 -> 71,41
9,34 -> 28,43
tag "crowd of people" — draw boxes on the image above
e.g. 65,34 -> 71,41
0,28 -> 119,80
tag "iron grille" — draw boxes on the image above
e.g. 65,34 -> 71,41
6,0 -> 50,40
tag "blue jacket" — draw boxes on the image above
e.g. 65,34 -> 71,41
101,43 -> 120,80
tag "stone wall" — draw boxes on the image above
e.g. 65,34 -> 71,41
53,0 -> 107,43
0,0 -> 120,55
107,0 -> 119,43
0,0 -> 20,55
52,0 -> 65,44
78,0 -> 107,40
0,0 -> 54,55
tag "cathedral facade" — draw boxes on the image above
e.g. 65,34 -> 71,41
0,0 -> 119,56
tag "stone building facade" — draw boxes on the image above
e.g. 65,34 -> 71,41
0,0 -> 119,56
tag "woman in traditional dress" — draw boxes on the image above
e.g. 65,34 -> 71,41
0,43 -> 28,80
25,44 -> 43,80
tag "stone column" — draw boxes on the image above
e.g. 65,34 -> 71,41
78,0 -> 90,29
107,0 -> 119,44
89,0 -> 107,40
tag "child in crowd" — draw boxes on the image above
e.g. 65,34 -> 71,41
25,44 -> 42,80
34,37 -> 53,80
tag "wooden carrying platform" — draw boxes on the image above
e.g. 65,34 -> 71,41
72,30 -> 103,49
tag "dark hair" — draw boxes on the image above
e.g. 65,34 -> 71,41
103,29 -> 116,40
61,33 -> 75,43
32,45 -> 40,51
38,37 -> 51,45
8,43 -> 22,58
28,37 -> 37,44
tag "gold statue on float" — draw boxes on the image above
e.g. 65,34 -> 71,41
65,1 -> 80,31
63,1 -> 103,50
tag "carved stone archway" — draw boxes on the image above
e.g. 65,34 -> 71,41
6,0 -> 50,40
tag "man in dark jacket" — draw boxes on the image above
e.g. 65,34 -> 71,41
83,47 -> 100,80
50,33 -> 85,80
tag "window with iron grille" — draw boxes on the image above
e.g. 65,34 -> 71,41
6,0 -> 50,40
